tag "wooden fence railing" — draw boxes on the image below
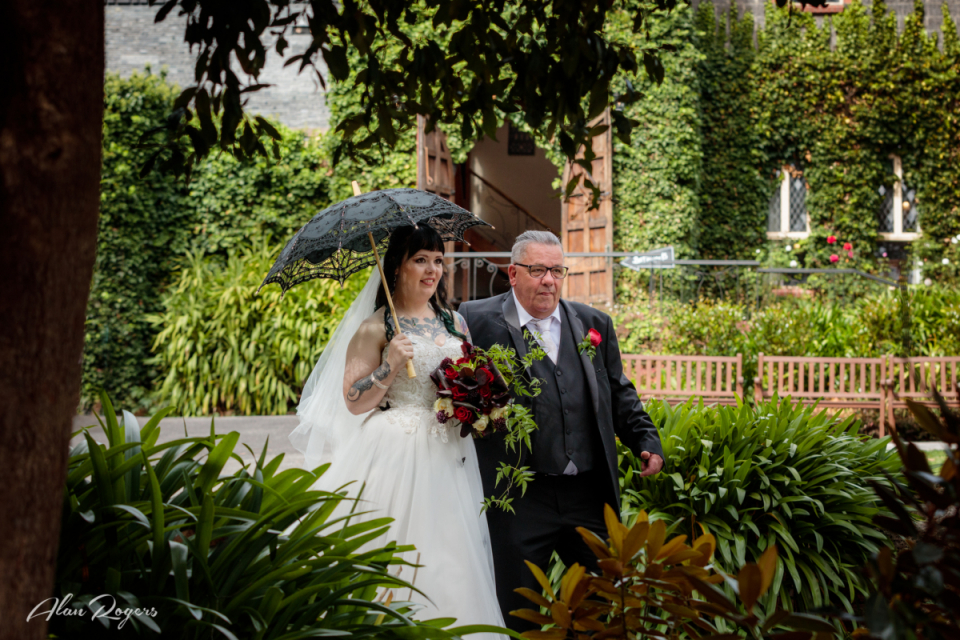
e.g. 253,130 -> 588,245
621,352 -> 960,437
622,354 -> 743,406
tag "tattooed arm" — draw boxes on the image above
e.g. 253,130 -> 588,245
342,310 -> 413,415
454,311 -> 473,344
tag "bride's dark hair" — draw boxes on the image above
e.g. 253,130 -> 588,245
376,225 -> 466,340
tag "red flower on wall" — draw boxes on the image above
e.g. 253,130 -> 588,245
827,235 -> 837,244
843,242 -> 853,251
830,254 -> 840,263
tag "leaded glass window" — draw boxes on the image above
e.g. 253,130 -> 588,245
789,176 -> 808,232
766,167 -> 809,237
879,156 -> 920,238
903,181 -> 919,231
768,187 -> 781,232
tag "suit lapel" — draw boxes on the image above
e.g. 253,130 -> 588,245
501,292 -> 529,360
562,300 -> 600,417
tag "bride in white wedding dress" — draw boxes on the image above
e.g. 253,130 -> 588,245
290,225 -> 505,634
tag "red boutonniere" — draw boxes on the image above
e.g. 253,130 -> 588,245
578,328 -> 602,359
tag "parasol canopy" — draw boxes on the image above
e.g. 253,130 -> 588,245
258,188 -> 491,294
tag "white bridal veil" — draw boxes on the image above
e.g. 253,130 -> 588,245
289,269 -> 381,470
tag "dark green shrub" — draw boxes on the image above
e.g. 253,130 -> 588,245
853,391 -> 960,637
87,73 -> 342,412
85,72 -> 191,412
148,243 -> 369,416
58,393 -> 476,638
619,398 -> 900,613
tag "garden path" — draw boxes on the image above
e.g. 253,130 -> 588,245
72,414 -> 305,474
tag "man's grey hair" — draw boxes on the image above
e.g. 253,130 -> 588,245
511,230 -> 563,264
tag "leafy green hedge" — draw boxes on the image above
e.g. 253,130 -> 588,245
148,243 -> 369,416
614,284 -> 960,384
86,71 -> 418,412
620,398 -> 900,613
85,73 -> 191,412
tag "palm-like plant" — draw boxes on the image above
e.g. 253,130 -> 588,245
620,398 -> 900,613
56,392 -> 500,639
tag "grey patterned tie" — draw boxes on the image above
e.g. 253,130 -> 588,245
529,318 -> 557,364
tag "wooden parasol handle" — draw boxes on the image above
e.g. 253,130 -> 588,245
353,181 -> 416,378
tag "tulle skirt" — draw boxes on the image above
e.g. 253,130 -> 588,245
313,405 -> 505,636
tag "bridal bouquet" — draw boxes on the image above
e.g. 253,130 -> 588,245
430,342 -> 512,438
429,339 -> 546,513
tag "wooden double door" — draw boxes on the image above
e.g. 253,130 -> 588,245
415,112 -> 614,306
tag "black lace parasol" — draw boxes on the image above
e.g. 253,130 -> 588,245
258,187 -> 491,294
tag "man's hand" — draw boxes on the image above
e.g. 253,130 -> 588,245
639,452 -> 663,477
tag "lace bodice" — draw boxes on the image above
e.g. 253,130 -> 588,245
383,334 -> 463,408
379,333 -> 463,440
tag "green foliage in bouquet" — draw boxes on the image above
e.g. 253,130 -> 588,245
515,505 -> 838,640
847,388 -> 960,638
58,392 -> 501,638
482,337 -> 549,514
432,337 -> 547,514
619,398 -> 900,613
148,244 -> 369,416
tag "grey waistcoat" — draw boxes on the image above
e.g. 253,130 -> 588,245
525,304 -> 600,475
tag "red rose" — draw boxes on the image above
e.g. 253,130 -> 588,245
843,242 -> 852,251
454,406 -> 473,423
452,386 -> 469,400
827,235 -> 837,244
829,254 -> 839,263
444,366 -> 457,379
479,385 -> 492,398
588,328 -> 602,347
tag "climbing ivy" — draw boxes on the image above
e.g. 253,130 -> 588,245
609,0 -> 960,294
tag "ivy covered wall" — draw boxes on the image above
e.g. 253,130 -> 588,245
611,0 -> 960,286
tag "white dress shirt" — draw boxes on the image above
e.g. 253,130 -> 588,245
511,288 -> 577,475
511,288 -> 561,362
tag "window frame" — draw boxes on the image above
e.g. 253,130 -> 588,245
767,167 -> 810,240
879,155 -> 921,242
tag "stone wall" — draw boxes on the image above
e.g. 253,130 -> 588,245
106,3 -> 330,130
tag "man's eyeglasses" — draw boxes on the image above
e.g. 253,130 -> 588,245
514,263 -> 570,279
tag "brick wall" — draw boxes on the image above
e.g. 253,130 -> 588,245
106,4 -> 330,131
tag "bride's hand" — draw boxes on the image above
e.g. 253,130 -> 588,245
386,333 -> 414,372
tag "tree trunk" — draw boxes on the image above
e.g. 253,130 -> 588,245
0,1 -> 104,637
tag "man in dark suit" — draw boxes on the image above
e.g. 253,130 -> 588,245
458,230 -> 663,631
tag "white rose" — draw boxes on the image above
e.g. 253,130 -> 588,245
490,406 -> 508,421
434,398 -> 454,416
473,415 -> 490,433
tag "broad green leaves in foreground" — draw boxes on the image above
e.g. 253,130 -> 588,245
58,392 -> 491,638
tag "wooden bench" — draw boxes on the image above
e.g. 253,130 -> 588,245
622,354 -> 744,405
753,354 -> 888,435
883,356 -> 960,428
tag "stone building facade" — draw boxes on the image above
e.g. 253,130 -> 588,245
106,0 -> 959,133
105,0 -> 330,130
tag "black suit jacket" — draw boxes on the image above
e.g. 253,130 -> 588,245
458,292 -> 663,510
